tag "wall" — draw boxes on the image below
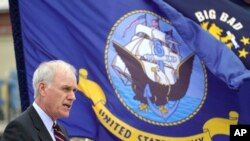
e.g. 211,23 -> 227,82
0,10 -> 20,134
0,12 -> 15,80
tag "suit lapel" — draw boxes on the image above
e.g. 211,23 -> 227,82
27,106 -> 54,141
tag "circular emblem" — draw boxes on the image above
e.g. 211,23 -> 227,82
105,10 -> 207,126
153,39 -> 164,57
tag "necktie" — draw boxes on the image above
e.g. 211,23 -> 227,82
53,123 -> 67,141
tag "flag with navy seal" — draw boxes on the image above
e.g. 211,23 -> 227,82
9,0 -> 250,141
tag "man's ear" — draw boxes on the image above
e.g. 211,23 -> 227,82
38,82 -> 47,96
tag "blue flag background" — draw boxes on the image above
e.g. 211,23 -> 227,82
9,0 -> 250,141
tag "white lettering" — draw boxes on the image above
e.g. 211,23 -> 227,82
195,12 -> 205,22
233,23 -> 243,30
241,129 -> 247,136
220,12 -> 229,22
227,17 -> 236,26
195,9 -> 216,22
234,129 -> 247,136
234,129 -> 241,136
220,12 -> 243,30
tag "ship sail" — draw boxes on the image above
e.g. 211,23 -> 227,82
112,24 -> 181,85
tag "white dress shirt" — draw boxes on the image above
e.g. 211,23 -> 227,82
33,102 -> 56,141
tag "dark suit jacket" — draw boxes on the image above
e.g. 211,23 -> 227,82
1,106 -> 69,141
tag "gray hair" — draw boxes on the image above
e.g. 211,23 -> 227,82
32,60 -> 77,99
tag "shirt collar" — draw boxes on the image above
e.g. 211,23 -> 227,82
33,102 -> 55,137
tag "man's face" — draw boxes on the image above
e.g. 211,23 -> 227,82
42,69 -> 77,120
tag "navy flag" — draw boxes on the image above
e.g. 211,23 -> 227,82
162,0 -> 250,69
9,0 -> 250,141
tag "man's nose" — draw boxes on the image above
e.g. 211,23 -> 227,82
68,91 -> 76,100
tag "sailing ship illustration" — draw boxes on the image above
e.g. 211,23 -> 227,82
111,23 -> 194,119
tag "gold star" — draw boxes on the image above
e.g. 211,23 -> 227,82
238,48 -> 249,58
240,36 -> 250,45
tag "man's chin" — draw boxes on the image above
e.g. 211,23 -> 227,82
60,111 -> 70,118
